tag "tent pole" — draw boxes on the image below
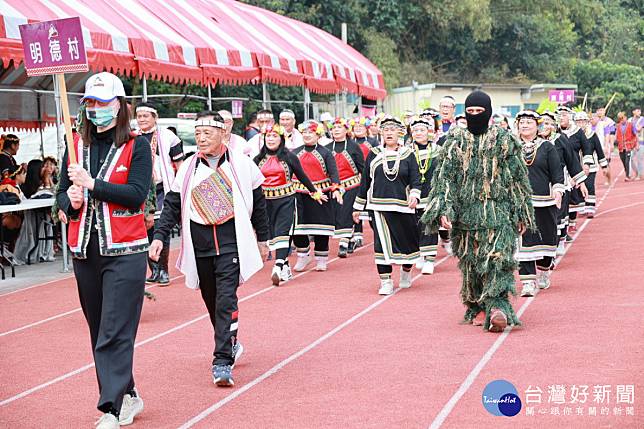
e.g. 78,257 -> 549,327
142,76 -> 148,102
262,82 -> 269,110
207,83 -> 213,110
341,22 -> 348,117
52,75 -> 70,273
36,92 -> 44,159
335,93 -> 340,117
303,87 -> 310,121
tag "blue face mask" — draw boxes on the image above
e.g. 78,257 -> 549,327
86,106 -> 116,127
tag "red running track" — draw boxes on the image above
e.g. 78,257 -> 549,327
1,164 -> 642,428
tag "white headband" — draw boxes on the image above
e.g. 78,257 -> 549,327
280,111 -> 295,119
257,113 -> 273,120
136,106 -> 157,114
218,110 -> 233,121
440,96 -> 456,106
195,119 -> 226,129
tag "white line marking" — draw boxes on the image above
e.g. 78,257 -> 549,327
0,243 -> 374,406
0,274 -> 75,297
593,201 -> 644,218
177,255 -> 452,428
0,279 -> 177,338
426,172 -> 621,429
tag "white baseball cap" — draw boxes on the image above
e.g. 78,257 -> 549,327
320,112 -> 333,122
81,72 -> 126,102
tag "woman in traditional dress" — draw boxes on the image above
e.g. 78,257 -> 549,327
254,125 -> 320,286
353,115 -> 421,295
291,120 -> 343,272
409,116 -> 441,275
325,118 -> 364,257
515,110 -> 564,296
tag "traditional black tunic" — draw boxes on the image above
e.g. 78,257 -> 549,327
354,145 -> 421,265
412,141 -> 440,260
584,131 -> 608,213
257,151 -> 316,250
324,140 -> 364,239
561,125 -> 593,213
517,138 -> 564,269
291,144 -> 340,236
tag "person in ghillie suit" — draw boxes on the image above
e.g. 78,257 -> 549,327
421,90 -> 535,332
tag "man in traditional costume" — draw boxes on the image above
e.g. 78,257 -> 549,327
150,111 -> 270,387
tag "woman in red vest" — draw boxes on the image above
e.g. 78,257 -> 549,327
56,72 -> 152,429
615,111 -> 638,181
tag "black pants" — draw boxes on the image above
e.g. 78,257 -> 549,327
439,229 -> 450,241
519,256 -> 554,277
377,264 -> 412,275
73,234 -> 146,413
195,252 -> 240,366
619,150 -> 631,177
293,235 -> 330,256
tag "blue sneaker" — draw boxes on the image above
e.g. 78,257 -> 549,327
213,364 -> 234,387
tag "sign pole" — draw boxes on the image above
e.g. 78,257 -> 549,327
56,74 -> 76,165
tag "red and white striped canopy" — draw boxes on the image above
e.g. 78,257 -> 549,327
0,0 -> 386,99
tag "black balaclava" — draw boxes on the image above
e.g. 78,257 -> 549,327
464,90 -> 493,135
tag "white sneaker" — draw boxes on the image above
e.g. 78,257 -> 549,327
96,413 -> 119,429
443,240 -> 453,256
280,265 -> 293,282
119,388 -> 143,426
399,270 -> 413,289
378,278 -> 394,295
520,280 -> 537,297
537,270 -> 551,290
293,253 -> 312,272
271,266 -> 281,286
421,261 -> 435,275
314,256 -> 328,271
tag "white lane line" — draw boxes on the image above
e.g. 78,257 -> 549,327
593,201 -> 644,218
427,172 -> 621,429
0,243 -> 377,338
0,278 -> 177,338
0,274 -> 74,297
177,254 -> 452,428
0,244 -> 183,298
0,243 -> 374,406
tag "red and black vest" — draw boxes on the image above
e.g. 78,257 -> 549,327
67,134 -> 148,258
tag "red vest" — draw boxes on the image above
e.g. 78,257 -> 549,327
616,121 -> 637,151
68,135 -> 148,258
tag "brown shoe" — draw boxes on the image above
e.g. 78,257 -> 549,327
488,309 -> 508,332
472,311 -> 486,326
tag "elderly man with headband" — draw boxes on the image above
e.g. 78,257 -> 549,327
279,109 -> 304,150
150,110 -> 270,388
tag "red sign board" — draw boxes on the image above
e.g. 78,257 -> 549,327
19,17 -> 88,76
548,90 -> 576,104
